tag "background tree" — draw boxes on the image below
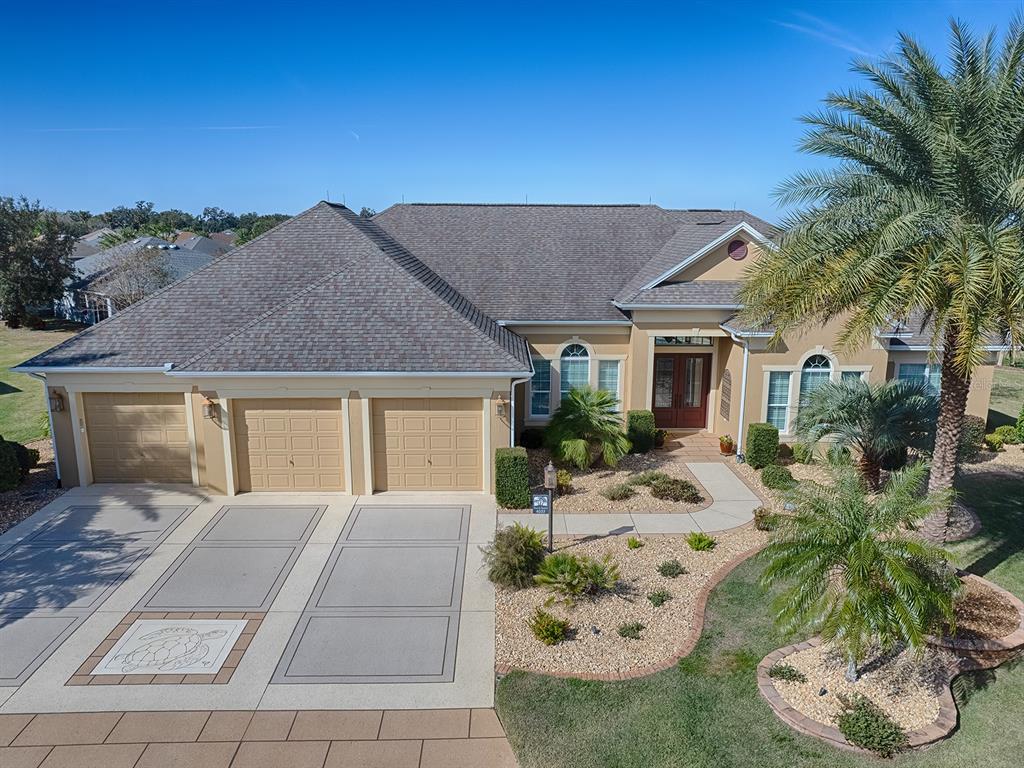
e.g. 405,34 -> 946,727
0,197 -> 75,326
760,462 -> 960,682
93,243 -> 174,310
102,200 -> 155,230
359,207 -> 376,218
738,20 -> 1024,540
198,206 -> 239,233
234,213 -> 290,245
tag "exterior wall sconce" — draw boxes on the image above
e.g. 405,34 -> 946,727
201,398 -> 217,419
48,391 -> 65,412
495,394 -> 507,418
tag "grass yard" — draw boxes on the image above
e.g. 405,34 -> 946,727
988,365 -> 1024,430
497,465 -> 1024,768
0,321 -> 81,443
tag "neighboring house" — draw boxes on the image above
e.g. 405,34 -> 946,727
208,230 -> 237,247
54,237 -> 216,325
18,202 -> 1008,496
175,233 -> 232,257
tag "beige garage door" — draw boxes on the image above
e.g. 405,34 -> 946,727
83,392 -> 192,483
372,398 -> 483,491
233,398 -> 345,492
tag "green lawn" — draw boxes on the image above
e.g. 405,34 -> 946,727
0,321 -> 81,443
988,365 -> 1024,430
497,465 -> 1024,768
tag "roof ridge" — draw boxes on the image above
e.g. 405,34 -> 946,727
325,203 -> 529,370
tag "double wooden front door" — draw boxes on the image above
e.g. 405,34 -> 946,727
651,353 -> 712,429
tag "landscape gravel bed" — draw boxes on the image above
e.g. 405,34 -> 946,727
500,449 -> 711,514
947,577 -> 1021,641
771,642 -> 952,732
494,527 -> 767,676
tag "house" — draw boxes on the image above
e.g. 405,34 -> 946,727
54,236 -> 218,325
17,202 -> 1007,496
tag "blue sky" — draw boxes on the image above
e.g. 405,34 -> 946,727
1,0 -> 1020,221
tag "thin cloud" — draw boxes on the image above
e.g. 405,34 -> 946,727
349,130 -> 360,141
774,11 -> 873,57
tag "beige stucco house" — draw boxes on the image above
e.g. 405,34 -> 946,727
16,202 -> 1006,496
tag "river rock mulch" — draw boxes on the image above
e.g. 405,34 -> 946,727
499,449 -> 711,514
494,527 -> 767,677
0,438 -> 66,536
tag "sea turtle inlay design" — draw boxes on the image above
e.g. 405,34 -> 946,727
112,626 -> 229,672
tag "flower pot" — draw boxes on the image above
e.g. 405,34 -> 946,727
719,439 -> 735,455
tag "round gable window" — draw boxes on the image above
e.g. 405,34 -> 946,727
727,239 -> 748,260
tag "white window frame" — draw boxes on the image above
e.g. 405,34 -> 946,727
597,358 -> 623,410
897,362 -> 941,394
763,370 -> 793,434
528,357 -> 552,419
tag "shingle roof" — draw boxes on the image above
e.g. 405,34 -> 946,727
22,203 -> 531,373
71,237 -> 215,295
617,280 -> 744,307
879,311 -> 1011,350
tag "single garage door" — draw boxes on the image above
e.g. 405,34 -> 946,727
371,398 -> 483,491
83,392 -> 192,483
233,398 -> 345,492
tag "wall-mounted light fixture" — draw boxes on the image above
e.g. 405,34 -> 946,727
495,394 -> 507,418
48,391 -> 65,412
201,397 -> 217,419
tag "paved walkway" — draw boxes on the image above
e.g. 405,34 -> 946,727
499,462 -> 761,536
0,708 -> 516,767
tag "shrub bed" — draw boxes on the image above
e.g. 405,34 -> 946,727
495,446 -> 530,508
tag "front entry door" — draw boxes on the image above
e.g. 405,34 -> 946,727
651,353 -> 712,429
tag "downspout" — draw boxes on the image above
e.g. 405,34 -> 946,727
728,331 -> 750,461
27,372 -> 61,487
509,359 -> 535,446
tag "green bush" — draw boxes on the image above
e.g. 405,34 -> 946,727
1018,402 -> 1024,437
556,469 -> 573,495
6,440 -> 39,478
627,410 -> 657,453
836,694 -> 909,757
767,663 -> 807,683
600,482 -> 635,501
984,433 -> 1005,452
745,423 -> 779,469
528,608 -> 571,645
792,443 -> 814,464
754,507 -> 779,531
647,589 -> 671,607
627,536 -> 644,550
650,477 -> 702,503
518,427 -> 545,449
0,439 -> 20,492
657,558 -> 686,578
36,412 -> 50,438
959,415 -> 987,460
617,621 -> 645,639
993,424 -> 1021,444
627,470 -> 670,487
535,553 -> 620,598
686,532 -> 717,551
481,523 -> 546,589
654,429 -> 667,447
761,464 -> 796,490
495,447 -> 530,508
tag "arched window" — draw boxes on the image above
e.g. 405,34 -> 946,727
560,343 -> 590,400
799,354 -> 832,404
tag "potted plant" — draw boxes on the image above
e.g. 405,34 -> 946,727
719,434 -> 735,455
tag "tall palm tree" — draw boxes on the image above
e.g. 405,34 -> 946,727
795,378 -> 937,490
545,387 -> 631,469
760,463 -> 960,682
738,20 -> 1024,541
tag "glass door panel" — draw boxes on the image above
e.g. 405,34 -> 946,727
654,357 -> 675,408
683,357 -> 703,407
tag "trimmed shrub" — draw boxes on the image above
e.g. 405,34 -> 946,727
518,427 -> 545,449
6,440 -> 40,478
650,477 -> 702,503
627,536 -> 644,550
535,553 -> 620,598
761,464 -> 796,490
617,621 -> 645,639
836,694 -> 909,757
556,469 -> 572,495
958,415 -> 987,460
600,482 -> 635,501
481,523 -> 546,589
657,558 -> 686,578
686,532 -> 717,551
495,447 -> 530,509
627,410 -> 657,453
767,663 -> 807,683
792,443 -> 814,464
993,424 -> 1021,445
754,507 -> 779,531
647,589 -> 671,607
984,433 -> 1005,452
0,439 -> 20,491
627,470 -> 670,487
745,423 -> 779,469
528,608 -> 571,645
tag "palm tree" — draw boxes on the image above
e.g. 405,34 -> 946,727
795,378 -> 938,490
738,20 -> 1024,541
545,387 -> 631,469
760,462 -> 960,682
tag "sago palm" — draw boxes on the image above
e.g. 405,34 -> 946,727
795,378 -> 937,490
739,19 -> 1024,541
545,387 -> 631,469
760,462 -> 959,682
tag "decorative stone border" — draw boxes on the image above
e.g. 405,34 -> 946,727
758,573 -> 1024,755
495,535 -> 766,681
66,611 -> 264,686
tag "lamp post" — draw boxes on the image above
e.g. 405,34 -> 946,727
543,460 -> 557,553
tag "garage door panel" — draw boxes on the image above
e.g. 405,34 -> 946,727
233,399 -> 345,492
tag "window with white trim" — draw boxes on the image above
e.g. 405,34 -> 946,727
799,354 -> 832,404
560,344 -> 590,400
841,370 -> 866,384
898,363 -> 941,394
530,358 -> 551,417
766,371 -> 792,431
598,360 -> 621,405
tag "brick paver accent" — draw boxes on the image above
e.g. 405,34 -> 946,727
0,709 -> 515,768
